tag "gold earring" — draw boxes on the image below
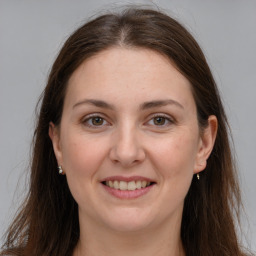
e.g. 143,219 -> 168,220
197,173 -> 200,180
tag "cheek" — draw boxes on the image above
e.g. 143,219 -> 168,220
149,130 -> 199,187
63,142 -> 94,174
61,134 -> 109,187
60,134 -> 109,204
160,133 -> 198,201
144,131 -> 199,220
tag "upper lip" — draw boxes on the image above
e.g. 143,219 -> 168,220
101,176 -> 155,182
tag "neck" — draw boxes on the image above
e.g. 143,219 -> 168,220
73,211 -> 185,256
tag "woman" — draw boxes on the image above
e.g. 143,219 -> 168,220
0,7 -> 252,256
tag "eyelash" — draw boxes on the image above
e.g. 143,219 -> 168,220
82,113 -> 109,128
81,113 -> 174,129
147,114 -> 174,127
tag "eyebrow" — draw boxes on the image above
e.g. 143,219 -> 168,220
73,99 -> 184,110
73,99 -> 115,110
140,99 -> 184,110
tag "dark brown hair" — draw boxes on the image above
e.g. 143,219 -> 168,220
1,7 -> 251,256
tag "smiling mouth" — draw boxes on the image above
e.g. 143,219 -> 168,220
102,180 -> 155,191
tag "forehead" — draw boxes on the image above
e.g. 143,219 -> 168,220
65,47 -> 195,110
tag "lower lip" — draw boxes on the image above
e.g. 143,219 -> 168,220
102,183 -> 155,199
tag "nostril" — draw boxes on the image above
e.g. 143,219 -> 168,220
109,141 -> 146,167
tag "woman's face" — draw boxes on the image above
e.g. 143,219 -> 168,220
50,47 -> 216,233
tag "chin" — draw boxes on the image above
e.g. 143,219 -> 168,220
106,220 -> 152,233
100,207 -> 157,233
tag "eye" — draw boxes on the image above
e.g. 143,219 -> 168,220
82,115 -> 109,128
147,114 -> 174,127
90,116 -> 104,126
153,116 -> 167,125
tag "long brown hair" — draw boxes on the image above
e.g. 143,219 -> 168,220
1,7 -> 251,256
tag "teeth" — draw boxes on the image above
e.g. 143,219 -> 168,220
109,180 -> 113,188
105,180 -> 152,190
127,181 -> 136,190
136,180 -> 142,189
113,180 -> 119,189
119,181 -> 128,190
141,181 -> 147,188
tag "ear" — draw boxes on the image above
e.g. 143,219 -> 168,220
194,115 -> 218,174
49,122 -> 63,166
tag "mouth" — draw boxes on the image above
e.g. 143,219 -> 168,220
101,180 -> 156,191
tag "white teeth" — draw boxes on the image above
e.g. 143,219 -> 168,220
105,180 -> 152,190
109,180 -> 113,188
113,180 -> 119,189
127,181 -> 136,191
136,180 -> 142,189
119,181 -> 128,190
141,181 -> 147,188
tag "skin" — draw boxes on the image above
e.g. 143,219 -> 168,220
49,47 -> 217,256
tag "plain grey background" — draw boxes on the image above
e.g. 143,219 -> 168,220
0,0 -> 255,251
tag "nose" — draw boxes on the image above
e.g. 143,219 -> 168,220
109,126 -> 146,167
